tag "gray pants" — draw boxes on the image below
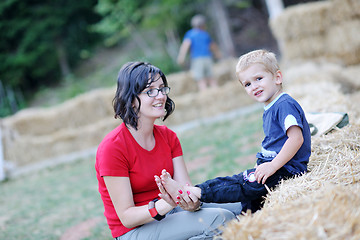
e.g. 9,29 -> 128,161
115,202 -> 242,240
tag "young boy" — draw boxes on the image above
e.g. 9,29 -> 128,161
157,49 -> 311,212
177,14 -> 221,91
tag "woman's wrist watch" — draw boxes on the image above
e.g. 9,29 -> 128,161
148,198 -> 165,221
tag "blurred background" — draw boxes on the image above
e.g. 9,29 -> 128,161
0,0 -> 320,116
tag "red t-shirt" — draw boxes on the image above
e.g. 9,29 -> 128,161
95,123 -> 183,238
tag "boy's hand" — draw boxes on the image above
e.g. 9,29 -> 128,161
255,162 -> 277,184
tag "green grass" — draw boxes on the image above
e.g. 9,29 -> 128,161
0,109 -> 263,239
0,158 -> 108,239
179,109 -> 263,183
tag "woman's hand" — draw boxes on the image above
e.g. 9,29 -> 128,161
176,189 -> 201,212
155,175 -> 177,207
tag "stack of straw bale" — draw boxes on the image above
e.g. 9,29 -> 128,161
284,62 -> 351,113
2,88 -> 115,136
1,88 -> 117,166
167,80 -> 253,126
270,0 -> 360,66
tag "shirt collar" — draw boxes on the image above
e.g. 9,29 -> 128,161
264,92 -> 286,111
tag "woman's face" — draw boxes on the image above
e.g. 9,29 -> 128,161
134,75 -> 168,122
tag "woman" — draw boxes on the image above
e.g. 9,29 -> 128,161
95,62 -> 241,240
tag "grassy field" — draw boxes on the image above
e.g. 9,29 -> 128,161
0,109 -> 263,240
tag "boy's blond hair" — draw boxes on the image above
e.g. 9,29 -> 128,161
236,49 -> 279,79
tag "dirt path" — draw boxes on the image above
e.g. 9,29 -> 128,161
60,217 -> 102,240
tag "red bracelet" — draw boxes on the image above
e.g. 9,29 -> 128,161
148,199 -> 165,221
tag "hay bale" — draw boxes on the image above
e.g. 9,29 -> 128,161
167,58 -> 238,96
270,1 -> 331,41
3,118 -> 119,166
166,81 -> 253,126
270,0 -> 360,65
2,87 -> 115,136
281,61 -> 350,113
212,58 -> 238,86
219,184 -> 360,240
280,34 -> 327,61
276,19 -> 360,65
334,65 -> 360,96
1,87 -> 117,166
326,20 -> 360,65
348,92 -> 360,126
218,184 -> 360,240
281,61 -> 343,84
167,71 -> 197,97
330,0 -> 360,24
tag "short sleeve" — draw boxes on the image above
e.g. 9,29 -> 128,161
284,114 -> 298,130
157,125 -> 183,159
278,102 -> 304,133
96,137 -> 130,177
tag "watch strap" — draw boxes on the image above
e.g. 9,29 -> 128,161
148,198 -> 165,221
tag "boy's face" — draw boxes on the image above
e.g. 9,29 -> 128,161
238,63 -> 282,106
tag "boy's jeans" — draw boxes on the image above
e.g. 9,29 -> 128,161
196,167 -> 292,212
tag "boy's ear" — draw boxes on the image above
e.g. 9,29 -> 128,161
275,70 -> 283,85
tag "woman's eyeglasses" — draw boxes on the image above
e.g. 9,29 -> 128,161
143,87 -> 170,97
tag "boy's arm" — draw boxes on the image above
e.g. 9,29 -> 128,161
177,39 -> 191,66
210,42 -> 222,60
255,125 -> 304,184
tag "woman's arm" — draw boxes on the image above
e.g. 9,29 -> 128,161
104,176 -> 174,229
171,156 -> 201,210
172,155 -> 192,185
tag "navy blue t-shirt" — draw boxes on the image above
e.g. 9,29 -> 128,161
256,93 -> 311,174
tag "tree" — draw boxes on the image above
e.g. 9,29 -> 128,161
93,0 -> 209,72
0,0 -> 101,95
208,0 -> 236,58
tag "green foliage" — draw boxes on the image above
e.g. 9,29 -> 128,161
233,0 -> 252,9
0,80 -> 26,117
93,0 -> 148,46
94,0 -> 205,46
0,0 -> 101,100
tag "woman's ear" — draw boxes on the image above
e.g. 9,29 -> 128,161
132,97 -> 139,109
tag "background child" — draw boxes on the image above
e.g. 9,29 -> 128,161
177,14 -> 221,91
157,49 -> 311,212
